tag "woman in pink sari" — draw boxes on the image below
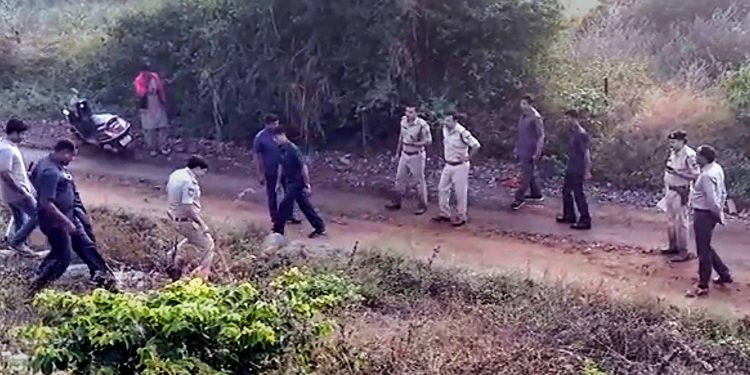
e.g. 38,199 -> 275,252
134,63 -> 170,156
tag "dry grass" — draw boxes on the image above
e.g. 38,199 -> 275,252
1,207 -> 749,374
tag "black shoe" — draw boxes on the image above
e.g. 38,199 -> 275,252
525,195 -> 545,202
660,248 -> 680,256
308,229 -> 326,239
571,222 -> 591,230
92,271 -> 119,292
384,203 -> 401,211
511,200 -> 525,211
414,205 -> 427,216
451,220 -> 466,228
556,216 -> 576,224
166,264 -> 183,281
431,216 -> 451,223
713,276 -> 734,285
287,217 -> 303,225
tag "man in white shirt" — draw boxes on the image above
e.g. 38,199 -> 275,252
0,119 -> 38,255
166,155 -> 214,280
431,112 -> 481,227
385,103 -> 433,215
685,145 -> 731,298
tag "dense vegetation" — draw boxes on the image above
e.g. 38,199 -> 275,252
1,0 -> 750,193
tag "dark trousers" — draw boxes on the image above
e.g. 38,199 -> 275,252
34,218 -> 109,288
694,209 -> 730,288
265,173 -> 298,223
515,157 -> 542,202
561,173 -> 590,224
272,185 -> 325,235
8,198 -> 38,246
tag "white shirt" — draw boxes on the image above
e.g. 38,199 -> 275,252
442,123 -> 480,163
690,162 -> 726,224
399,116 -> 432,153
0,139 -> 34,203
166,167 -> 201,218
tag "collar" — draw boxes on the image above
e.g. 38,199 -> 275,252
185,167 -> 198,182
700,162 -> 716,172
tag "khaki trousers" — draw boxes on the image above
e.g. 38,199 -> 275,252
438,162 -> 469,221
665,189 -> 690,255
173,221 -> 216,279
395,151 -> 428,205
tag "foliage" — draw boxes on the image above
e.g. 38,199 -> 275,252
722,63 -> 750,113
79,0 -> 562,144
18,269 -> 360,375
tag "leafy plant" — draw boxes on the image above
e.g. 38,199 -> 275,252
18,268 -> 361,375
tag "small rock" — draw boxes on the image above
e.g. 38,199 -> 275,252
262,233 -> 287,252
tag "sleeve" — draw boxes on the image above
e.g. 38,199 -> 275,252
535,117 -> 545,140
37,170 -> 60,204
702,175 -> 723,217
292,147 -> 305,169
180,182 -> 198,205
421,121 -> 433,144
0,150 -> 12,173
462,129 -> 481,149
578,133 -> 589,154
253,135 -> 263,154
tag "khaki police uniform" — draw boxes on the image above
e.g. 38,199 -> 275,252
438,123 -> 480,222
166,167 -> 215,278
664,145 -> 700,255
394,116 -> 432,207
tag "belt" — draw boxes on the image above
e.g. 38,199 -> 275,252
402,150 -> 423,156
668,185 -> 689,190
444,160 -> 467,166
694,208 -> 710,213
174,218 -> 193,223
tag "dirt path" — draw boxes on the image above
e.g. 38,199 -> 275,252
19,148 -> 750,315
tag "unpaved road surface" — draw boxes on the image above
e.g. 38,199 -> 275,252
19,148 -> 750,316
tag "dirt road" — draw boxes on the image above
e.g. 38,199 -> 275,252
19,148 -> 750,315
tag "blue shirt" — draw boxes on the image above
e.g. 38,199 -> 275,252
279,142 -> 305,187
31,156 -> 76,220
253,128 -> 282,176
566,124 -> 589,175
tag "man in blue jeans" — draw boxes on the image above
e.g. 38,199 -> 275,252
0,119 -> 39,256
27,139 -> 115,296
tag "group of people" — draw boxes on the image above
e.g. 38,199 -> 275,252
382,95 -> 592,229
0,119 -> 116,296
0,88 -> 734,298
376,95 -> 730,298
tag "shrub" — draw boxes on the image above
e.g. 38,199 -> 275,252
18,268 -> 361,375
80,0 -> 562,145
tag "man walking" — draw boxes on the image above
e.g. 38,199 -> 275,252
512,94 -> 545,210
166,155 -> 215,281
28,139 -> 116,295
271,127 -> 326,238
0,119 -> 38,255
556,110 -> 592,230
685,145 -> 730,298
254,114 -> 300,225
431,112 -> 481,227
385,103 -> 432,215
660,131 -> 700,262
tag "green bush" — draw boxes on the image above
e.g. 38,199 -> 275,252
81,0 -> 562,144
18,268 -> 361,375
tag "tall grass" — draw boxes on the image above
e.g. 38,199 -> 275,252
542,0 -> 750,193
